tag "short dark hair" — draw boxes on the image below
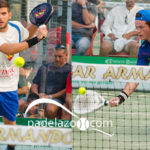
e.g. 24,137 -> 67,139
146,21 -> 150,27
27,93 -> 39,103
0,0 -> 10,11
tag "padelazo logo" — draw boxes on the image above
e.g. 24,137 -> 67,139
25,98 -> 114,137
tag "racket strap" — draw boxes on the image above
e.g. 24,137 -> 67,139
117,91 -> 128,104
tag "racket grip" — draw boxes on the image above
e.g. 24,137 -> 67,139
38,24 -> 46,39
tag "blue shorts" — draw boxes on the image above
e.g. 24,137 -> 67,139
0,91 -> 19,121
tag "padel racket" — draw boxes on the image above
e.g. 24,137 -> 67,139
29,3 -> 54,27
73,90 -> 113,114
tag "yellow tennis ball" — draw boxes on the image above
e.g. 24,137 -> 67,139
14,57 -> 25,67
78,87 -> 86,95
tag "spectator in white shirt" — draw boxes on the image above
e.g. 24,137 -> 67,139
100,0 -> 143,58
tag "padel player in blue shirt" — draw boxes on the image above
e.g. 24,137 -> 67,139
110,10 -> 150,106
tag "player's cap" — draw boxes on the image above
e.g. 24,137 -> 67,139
136,10 -> 150,22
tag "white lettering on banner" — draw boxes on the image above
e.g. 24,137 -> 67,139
72,62 -> 150,83
0,125 -> 72,147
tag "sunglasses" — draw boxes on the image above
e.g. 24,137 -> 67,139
55,44 -> 66,50
125,15 -> 128,24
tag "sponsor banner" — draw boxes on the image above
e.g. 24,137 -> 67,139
72,62 -> 150,83
0,124 -> 72,147
72,56 -> 137,65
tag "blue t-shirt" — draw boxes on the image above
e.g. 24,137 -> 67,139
33,63 -> 71,101
137,40 -> 150,65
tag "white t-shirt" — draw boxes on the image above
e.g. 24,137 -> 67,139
0,21 -> 29,92
101,5 -> 143,39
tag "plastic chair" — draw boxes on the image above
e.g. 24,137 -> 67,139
72,26 -> 98,56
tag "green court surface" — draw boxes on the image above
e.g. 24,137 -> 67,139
72,89 -> 150,150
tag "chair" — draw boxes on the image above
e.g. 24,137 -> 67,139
72,26 -> 98,56
100,32 -> 129,58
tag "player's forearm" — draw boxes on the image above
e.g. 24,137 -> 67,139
0,36 -> 41,55
123,82 -> 139,97
0,42 -> 29,55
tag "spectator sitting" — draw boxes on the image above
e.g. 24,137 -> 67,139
72,0 -> 97,55
30,44 -> 71,119
100,0 -> 143,58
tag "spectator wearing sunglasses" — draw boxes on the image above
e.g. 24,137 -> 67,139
30,44 -> 71,119
100,0 -> 143,58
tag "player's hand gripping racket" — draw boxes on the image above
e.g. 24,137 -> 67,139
29,3 -> 54,27
73,90 -> 118,114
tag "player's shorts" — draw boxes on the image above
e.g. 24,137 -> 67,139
0,91 -> 19,122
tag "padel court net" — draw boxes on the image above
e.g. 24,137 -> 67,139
0,117 -> 71,150
72,62 -> 150,150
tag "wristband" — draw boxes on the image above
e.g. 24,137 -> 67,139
26,37 -> 39,48
49,95 -> 52,99
117,91 -> 128,104
82,5 -> 87,9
